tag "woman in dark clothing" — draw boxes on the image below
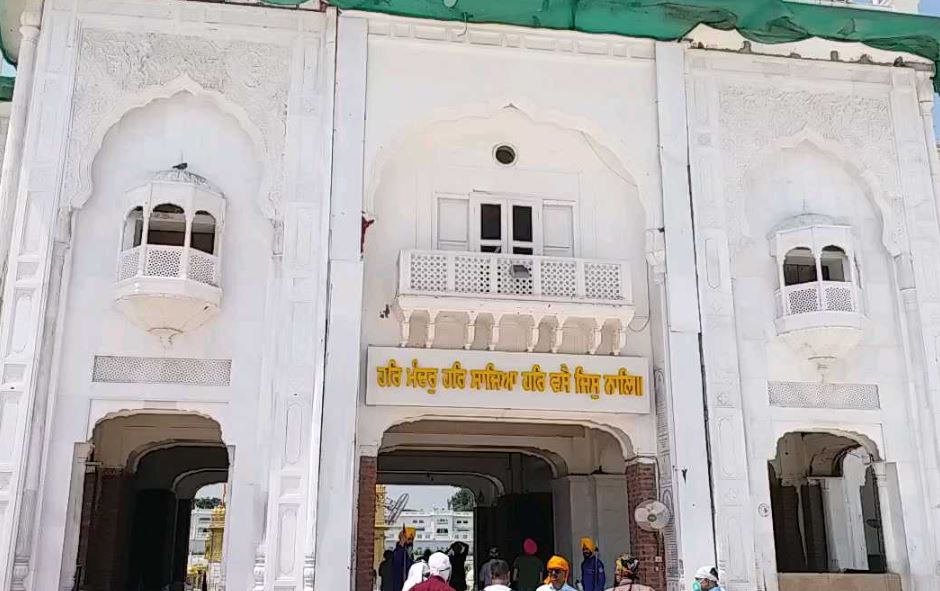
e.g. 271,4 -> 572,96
446,541 -> 469,591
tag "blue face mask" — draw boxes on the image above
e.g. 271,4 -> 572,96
692,581 -> 703,591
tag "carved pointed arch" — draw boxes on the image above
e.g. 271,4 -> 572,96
372,410 -> 638,463
766,423 -> 883,463
364,99 -> 656,229
68,74 -> 277,219
89,406 -> 231,457
745,127 -> 903,256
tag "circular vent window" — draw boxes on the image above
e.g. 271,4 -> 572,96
494,144 -> 517,166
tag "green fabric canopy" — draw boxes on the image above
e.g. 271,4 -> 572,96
1,0 -> 938,101
0,76 -> 12,102
327,0 -> 940,90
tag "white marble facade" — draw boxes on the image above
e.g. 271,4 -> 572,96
0,2 -> 937,591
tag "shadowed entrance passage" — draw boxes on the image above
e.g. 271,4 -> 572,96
72,412 -> 229,591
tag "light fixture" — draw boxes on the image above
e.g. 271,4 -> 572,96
510,264 -> 531,279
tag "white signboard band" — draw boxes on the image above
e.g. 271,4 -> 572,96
366,347 -> 650,414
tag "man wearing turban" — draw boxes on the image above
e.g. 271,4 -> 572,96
391,527 -> 417,591
536,556 -> 576,591
579,538 -> 605,591
512,538 -> 542,591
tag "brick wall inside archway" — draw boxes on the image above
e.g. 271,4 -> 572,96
356,456 -> 378,591
626,460 -> 666,590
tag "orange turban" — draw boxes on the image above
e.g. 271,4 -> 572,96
580,537 -> 597,553
399,526 -> 416,543
544,555 -> 570,584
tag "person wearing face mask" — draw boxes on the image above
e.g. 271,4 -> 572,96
579,538 -> 605,591
692,566 -> 723,591
535,556 -> 577,591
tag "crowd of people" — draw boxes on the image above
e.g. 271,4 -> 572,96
377,528 -> 724,591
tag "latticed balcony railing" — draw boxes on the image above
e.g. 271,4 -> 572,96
394,250 -> 634,353
399,250 -> 630,303
117,245 -> 220,287
775,281 -> 859,318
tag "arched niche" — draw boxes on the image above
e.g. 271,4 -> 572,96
76,78 -> 272,219
742,129 -> 899,257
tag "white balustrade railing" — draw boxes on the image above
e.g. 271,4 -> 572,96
776,280 -> 859,317
117,245 -> 220,287
399,249 -> 631,303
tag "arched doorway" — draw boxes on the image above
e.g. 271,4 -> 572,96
73,412 -> 229,591
768,431 -> 902,591
358,418 -> 661,591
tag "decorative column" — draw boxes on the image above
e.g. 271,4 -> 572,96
256,10 -> 335,591
0,11 -> 40,290
872,462 -> 906,577
592,474 -> 631,578
10,206 -> 72,591
0,12 -> 47,590
312,13 -> 367,591
653,41 -> 718,588
888,68 -> 940,590
551,475 -> 596,572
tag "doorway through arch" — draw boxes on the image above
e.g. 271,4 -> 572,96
356,418 -> 664,591
70,411 -> 230,591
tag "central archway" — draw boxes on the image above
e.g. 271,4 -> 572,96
357,418 -> 658,591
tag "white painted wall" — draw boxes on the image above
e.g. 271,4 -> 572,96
3,4 -> 939,591
687,46 -> 940,590
355,12 -> 663,455
0,2 -> 334,590
35,91 -> 269,589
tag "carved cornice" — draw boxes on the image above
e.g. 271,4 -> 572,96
362,14 -> 655,61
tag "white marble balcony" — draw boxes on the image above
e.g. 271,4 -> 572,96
114,244 -> 222,344
394,249 -> 634,353
775,280 -> 865,371
117,245 -> 220,287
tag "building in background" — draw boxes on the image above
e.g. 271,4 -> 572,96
0,2 -> 937,591
384,509 -> 474,555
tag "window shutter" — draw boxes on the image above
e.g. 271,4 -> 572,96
437,197 -> 469,251
542,203 -> 574,257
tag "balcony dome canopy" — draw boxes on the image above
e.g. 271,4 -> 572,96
147,167 -> 223,195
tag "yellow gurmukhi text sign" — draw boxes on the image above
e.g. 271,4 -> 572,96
366,347 -> 650,414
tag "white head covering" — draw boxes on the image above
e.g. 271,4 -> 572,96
694,566 -> 719,583
402,562 -> 429,591
428,552 -> 452,579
